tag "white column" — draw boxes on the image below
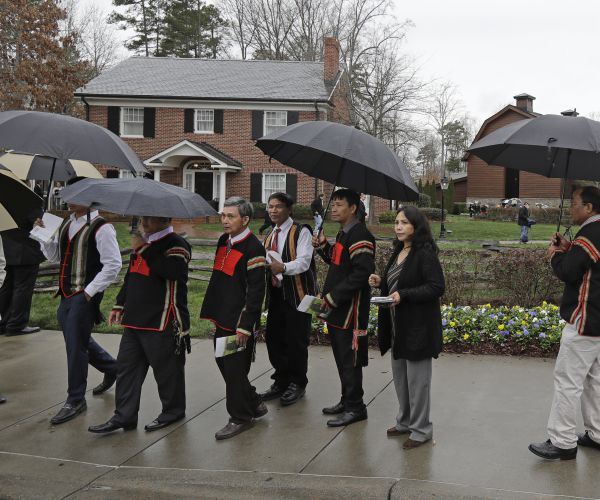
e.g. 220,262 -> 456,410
153,168 -> 161,181
218,170 -> 227,212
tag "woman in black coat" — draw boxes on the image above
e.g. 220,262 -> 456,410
368,206 -> 445,449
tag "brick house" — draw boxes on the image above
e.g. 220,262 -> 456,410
75,38 -> 391,217
463,93 -> 566,206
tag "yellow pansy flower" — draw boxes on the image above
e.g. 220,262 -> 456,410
323,325 -> 329,334
449,321 -> 456,328
498,324 -> 505,330
463,334 -> 470,340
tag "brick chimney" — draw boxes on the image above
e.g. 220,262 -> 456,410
513,93 -> 535,113
323,37 -> 340,83
561,108 -> 579,117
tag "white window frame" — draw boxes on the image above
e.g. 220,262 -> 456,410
120,107 -> 144,138
119,170 -> 136,179
264,111 -> 287,136
194,109 -> 215,134
262,173 -> 286,203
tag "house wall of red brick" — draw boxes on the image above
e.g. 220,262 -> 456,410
467,108 -> 562,205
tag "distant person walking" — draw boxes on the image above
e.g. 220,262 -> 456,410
369,206 -> 445,449
518,202 -> 530,243
529,186 -> 600,460
311,193 -> 325,229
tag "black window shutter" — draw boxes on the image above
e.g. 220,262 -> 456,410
287,111 -> 299,125
184,109 -> 194,133
250,173 -> 262,202
286,174 -> 297,202
107,106 -> 120,135
214,109 -> 224,134
143,107 -> 155,138
251,110 -> 263,139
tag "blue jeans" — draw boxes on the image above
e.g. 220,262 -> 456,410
520,225 -> 529,242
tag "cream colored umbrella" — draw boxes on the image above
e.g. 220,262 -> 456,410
0,164 -> 43,231
0,152 -> 102,181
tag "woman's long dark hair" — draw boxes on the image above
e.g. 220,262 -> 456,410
394,206 -> 438,253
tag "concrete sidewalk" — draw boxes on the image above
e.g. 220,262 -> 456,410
1,331 -> 599,499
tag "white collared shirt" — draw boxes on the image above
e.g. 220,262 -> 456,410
269,217 -> 313,276
41,210 -> 122,297
228,227 -> 251,246
146,226 -> 174,243
580,213 -> 600,229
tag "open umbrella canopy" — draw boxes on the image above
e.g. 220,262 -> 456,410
59,178 -> 218,218
256,121 -> 418,201
0,164 -> 43,231
467,114 -> 600,179
0,110 -> 146,175
0,152 -> 102,181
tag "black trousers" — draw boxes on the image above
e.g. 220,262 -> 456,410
112,326 -> 186,426
214,327 -> 261,424
329,325 -> 366,412
265,287 -> 312,388
57,293 -> 116,404
0,264 -> 39,331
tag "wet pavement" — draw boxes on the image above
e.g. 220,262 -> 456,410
1,331 -> 599,499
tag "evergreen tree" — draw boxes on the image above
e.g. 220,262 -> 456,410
110,0 -> 169,56
160,0 -> 226,58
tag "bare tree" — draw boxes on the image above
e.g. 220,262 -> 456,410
248,0 -> 295,60
78,4 -> 122,77
286,0 -> 329,61
426,82 -> 462,179
219,0 -> 256,59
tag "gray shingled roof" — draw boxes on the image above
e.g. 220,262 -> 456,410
76,57 -> 333,102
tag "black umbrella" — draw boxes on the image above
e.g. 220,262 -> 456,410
0,164 -> 43,231
256,121 -> 418,225
59,178 -> 217,218
468,114 -> 600,231
0,110 -> 147,207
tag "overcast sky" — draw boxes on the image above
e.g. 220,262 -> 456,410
84,0 -> 600,127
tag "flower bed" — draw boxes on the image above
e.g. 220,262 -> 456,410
298,302 -> 563,358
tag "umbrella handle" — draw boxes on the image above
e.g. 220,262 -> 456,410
556,149 -> 572,235
45,158 -> 57,211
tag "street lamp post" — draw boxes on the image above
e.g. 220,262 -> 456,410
440,176 -> 449,239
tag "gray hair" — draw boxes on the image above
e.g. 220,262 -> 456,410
223,196 -> 254,218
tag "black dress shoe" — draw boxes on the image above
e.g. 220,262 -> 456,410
259,383 -> 285,401
326,409 -> 368,427
577,431 -> 600,450
215,421 -> 254,440
280,383 -> 305,406
92,374 -> 117,395
254,402 -> 268,418
50,400 -> 87,425
88,420 -> 136,434
322,401 -> 345,415
6,326 -> 40,336
144,416 -> 183,432
0,394 -> 6,404
528,439 -> 577,460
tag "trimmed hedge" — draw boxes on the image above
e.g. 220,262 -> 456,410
484,206 -> 569,224
251,203 -> 314,220
378,207 -> 447,223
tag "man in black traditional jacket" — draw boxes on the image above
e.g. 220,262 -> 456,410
313,189 -> 375,427
529,186 -> 600,460
201,197 -> 267,440
89,216 -> 192,434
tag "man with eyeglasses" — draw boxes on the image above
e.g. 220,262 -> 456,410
259,192 -> 317,407
529,185 -> 600,460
